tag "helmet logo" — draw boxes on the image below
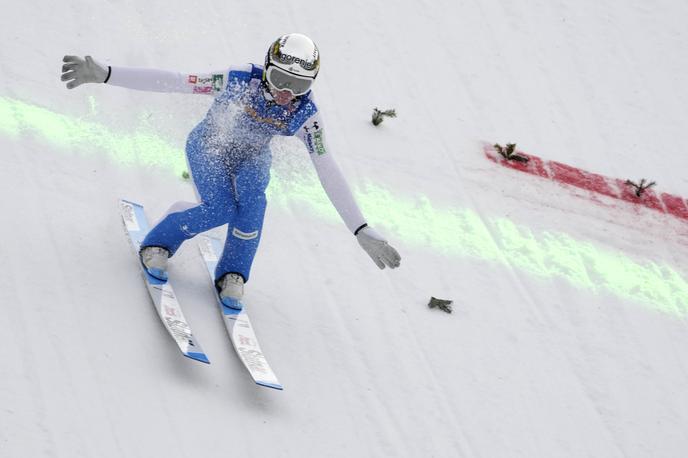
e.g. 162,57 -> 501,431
271,42 -> 319,71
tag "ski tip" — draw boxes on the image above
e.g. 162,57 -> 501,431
187,352 -> 211,364
256,381 -> 284,390
119,198 -> 142,208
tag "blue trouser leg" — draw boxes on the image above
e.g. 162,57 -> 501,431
142,128 -> 271,284
142,130 -> 237,256
214,154 -> 271,283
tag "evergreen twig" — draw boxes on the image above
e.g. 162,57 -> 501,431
625,178 -> 656,197
494,143 -> 529,163
428,297 -> 453,314
372,108 -> 397,126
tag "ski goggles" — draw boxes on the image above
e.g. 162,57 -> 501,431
265,66 -> 314,96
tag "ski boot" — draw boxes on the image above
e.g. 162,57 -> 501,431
217,272 -> 244,310
139,246 -> 169,281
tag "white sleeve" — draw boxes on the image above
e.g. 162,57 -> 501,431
295,112 -> 367,234
105,66 -> 235,95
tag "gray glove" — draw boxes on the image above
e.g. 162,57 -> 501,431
61,55 -> 109,89
356,226 -> 401,270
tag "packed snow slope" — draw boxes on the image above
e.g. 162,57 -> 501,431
2,1 -> 688,457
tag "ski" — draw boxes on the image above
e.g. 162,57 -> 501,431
198,234 -> 283,390
119,199 -> 210,364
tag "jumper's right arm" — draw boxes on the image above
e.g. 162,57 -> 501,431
61,55 -> 228,95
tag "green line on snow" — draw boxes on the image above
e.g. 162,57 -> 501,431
1,95 -> 686,317
286,176 -> 688,318
0,95 -> 187,175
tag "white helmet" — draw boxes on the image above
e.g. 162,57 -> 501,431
264,33 -> 320,96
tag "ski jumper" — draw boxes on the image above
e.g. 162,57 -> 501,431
106,64 -> 366,282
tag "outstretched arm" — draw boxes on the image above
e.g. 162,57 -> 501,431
61,55 -> 230,95
61,56 -> 109,88
295,112 -> 401,270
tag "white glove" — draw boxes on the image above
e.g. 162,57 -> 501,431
61,55 -> 109,89
356,226 -> 401,270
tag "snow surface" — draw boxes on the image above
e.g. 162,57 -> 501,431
2,1 -> 688,457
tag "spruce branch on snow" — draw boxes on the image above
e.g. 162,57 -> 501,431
625,178 -> 656,197
494,143 -> 529,163
428,297 -> 453,314
372,108 -> 397,126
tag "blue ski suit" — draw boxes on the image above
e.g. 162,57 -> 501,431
106,63 -> 367,283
